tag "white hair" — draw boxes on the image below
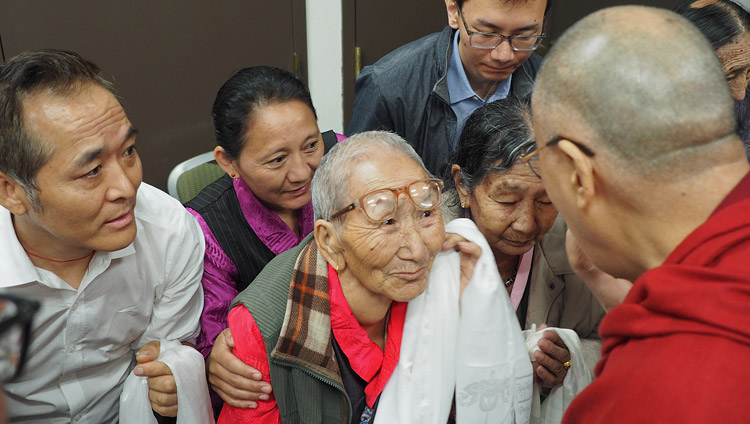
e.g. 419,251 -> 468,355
312,130 -> 431,221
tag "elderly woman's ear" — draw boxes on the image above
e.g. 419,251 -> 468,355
451,164 -> 470,208
314,219 -> 346,272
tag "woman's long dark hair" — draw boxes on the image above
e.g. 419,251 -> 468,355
211,66 -> 316,159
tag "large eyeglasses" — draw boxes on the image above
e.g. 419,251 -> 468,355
455,2 -> 546,51
520,136 -> 596,179
0,293 -> 40,382
330,179 -> 444,223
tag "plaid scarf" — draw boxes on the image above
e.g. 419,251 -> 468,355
270,240 -> 343,385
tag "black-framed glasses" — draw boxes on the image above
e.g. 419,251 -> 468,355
455,2 -> 546,51
520,136 -> 596,178
330,179 -> 443,223
0,293 -> 40,382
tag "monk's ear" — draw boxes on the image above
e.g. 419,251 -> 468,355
214,146 -> 239,178
451,164 -> 471,208
445,0 -> 460,29
556,140 -> 596,211
0,171 -> 31,216
314,219 -> 346,272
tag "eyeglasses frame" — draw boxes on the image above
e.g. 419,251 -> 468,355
455,2 -> 546,52
0,293 -> 40,382
520,135 -> 596,178
330,179 -> 444,223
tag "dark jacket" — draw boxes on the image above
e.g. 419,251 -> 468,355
347,26 -> 543,175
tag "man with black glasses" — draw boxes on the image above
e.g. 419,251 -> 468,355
347,0 -> 549,176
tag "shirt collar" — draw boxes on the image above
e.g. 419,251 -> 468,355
0,206 -> 136,289
0,208 -> 40,288
328,264 -> 406,407
234,177 -> 314,255
714,171 -> 750,214
446,30 -> 512,105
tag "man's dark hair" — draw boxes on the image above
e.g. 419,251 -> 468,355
0,49 -> 115,205
456,0 -> 552,16
446,96 -> 535,200
674,0 -> 750,49
211,66 -> 317,160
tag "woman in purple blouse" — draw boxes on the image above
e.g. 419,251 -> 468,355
184,66 -> 343,412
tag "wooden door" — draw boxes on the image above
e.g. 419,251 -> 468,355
342,0 -> 448,131
0,0 -> 307,191
546,0 -> 681,42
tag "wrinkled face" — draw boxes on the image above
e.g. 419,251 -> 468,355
19,84 -> 142,253
338,151 -> 445,303
717,32 -> 750,102
464,161 -> 557,258
449,0 -> 547,85
232,100 -> 323,213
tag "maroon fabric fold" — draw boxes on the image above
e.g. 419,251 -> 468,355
563,173 -> 750,423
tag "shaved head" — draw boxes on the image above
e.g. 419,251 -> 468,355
534,6 -> 737,175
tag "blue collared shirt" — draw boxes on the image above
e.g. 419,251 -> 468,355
446,30 -> 511,148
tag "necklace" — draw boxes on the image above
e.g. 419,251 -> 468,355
503,270 -> 517,288
24,248 -> 95,263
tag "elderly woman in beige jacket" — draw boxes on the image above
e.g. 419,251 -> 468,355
447,97 -> 605,391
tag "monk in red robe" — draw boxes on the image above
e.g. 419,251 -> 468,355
529,5 -> 750,423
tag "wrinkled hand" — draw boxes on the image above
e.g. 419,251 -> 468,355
134,341 -> 178,417
532,329 -> 570,389
442,233 -> 482,296
565,229 -> 632,312
207,328 -> 272,409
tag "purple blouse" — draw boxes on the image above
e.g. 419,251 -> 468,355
189,177 -> 315,358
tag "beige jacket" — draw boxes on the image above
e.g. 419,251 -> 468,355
524,216 -> 605,372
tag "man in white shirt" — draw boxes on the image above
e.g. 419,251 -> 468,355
0,50 -> 205,422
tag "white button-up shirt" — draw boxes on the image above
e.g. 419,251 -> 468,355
1,183 -> 205,423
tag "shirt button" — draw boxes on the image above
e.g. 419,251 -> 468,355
69,345 -> 76,353
74,414 -> 82,422
71,302 -> 78,311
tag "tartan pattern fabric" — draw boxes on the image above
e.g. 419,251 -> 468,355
271,240 -> 343,384
360,406 -> 374,423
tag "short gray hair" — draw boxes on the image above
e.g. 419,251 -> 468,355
312,131 -> 430,221
534,6 -> 736,175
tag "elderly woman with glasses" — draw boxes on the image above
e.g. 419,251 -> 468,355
216,131 -> 538,423
447,97 -> 604,410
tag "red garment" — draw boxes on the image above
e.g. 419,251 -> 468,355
218,264 -> 406,424
563,173 -> 750,423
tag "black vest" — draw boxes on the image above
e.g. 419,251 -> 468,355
186,174 -> 275,292
186,130 -> 339,292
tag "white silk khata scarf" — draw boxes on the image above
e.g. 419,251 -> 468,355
375,218 -> 533,423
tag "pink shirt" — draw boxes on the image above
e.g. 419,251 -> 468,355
188,177 -> 314,358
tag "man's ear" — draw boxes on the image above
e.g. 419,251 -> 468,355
0,171 -> 31,216
213,146 -> 239,177
445,0 -> 460,29
556,140 -> 596,211
451,164 -> 471,208
314,219 -> 346,272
